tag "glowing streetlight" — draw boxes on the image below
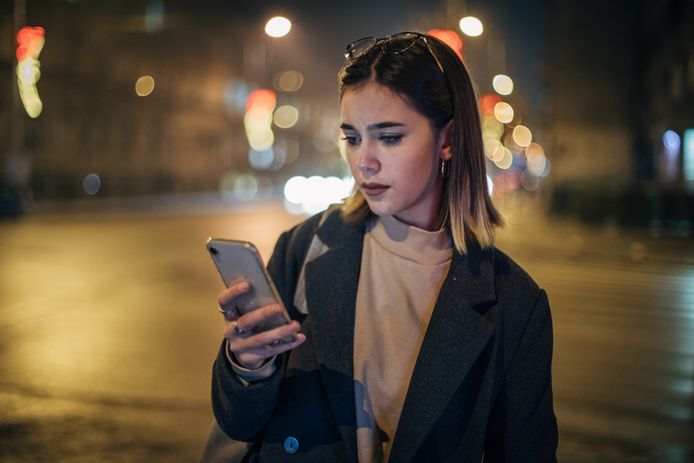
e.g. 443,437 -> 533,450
459,16 -> 483,37
265,16 -> 292,38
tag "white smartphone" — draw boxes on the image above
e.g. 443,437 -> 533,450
206,238 -> 294,341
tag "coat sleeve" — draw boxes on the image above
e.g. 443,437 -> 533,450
210,230 -> 293,442
210,210 -> 325,442
484,289 -> 558,462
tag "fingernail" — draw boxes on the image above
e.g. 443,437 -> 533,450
239,282 -> 249,291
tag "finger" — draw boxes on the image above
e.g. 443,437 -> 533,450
218,280 -> 251,311
235,333 -> 307,363
227,320 -> 301,349
233,303 -> 286,332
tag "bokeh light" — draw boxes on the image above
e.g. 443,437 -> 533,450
265,16 -> 291,38
248,148 -> 275,169
244,89 -> 277,152
492,74 -> 514,95
135,75 -> 155,97
273,105 -> 299,129
275,70 -> 304,92
427,29 -> 463,60
479,93 -> 502,116
683,129 -> 694,181
521,170 -> 540,191
16,26 -> 45,118
459,16 -> 483,37
512,125 -> 532,147
492,144 -> 507,162
663,130 -> 681,151
224,78 -> 250,114
245,89 -> 276,112
82,173 -> 101,195
494,146 -> 513,169
484,138 -> 503,160
482,115 -> 504,140
525,142 -> 545,159
283,175 -> 354,214
526,142 -> 549,176
529,155 -> 551,177
493,102 -> 514,124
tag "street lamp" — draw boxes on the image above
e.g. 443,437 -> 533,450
459,16 -> 483,37
264,16 -> 291,38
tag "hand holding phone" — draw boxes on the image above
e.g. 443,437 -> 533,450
207,238 -> 292,334
207,238 -> 305,369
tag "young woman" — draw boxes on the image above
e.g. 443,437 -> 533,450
211,32 -> 558,462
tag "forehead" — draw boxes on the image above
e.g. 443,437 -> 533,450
340,83 -> 420,123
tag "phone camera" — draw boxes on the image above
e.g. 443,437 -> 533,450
209,246 -> 219,255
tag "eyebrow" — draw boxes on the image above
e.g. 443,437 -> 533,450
340,122 -> 406,131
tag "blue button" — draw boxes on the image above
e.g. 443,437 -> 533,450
283,436 -> 299,454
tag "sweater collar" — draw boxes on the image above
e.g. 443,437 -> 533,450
367,215 -> 452,265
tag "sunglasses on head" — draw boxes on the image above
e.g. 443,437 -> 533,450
344,32 -> 444,74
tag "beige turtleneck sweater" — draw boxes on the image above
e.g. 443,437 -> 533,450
354,215 -> 452,463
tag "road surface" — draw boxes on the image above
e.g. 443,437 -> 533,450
1,197 -> 692,462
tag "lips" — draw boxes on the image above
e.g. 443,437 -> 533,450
362,182 -> 389,196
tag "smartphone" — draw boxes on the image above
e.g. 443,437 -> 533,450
206,238 -> 294,341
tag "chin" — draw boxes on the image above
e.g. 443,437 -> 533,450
364,200 -> 395,217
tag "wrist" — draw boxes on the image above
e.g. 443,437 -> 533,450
226,342 -> 264,370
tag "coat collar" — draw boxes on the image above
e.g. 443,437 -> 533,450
389,244 -> 497,462
304,210 -> 497,462
304,210 -> 364,462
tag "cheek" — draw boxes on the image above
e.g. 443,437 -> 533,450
345,150 -> 360,172
402,152 -> 436,183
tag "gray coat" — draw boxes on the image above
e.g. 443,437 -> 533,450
211,208 -> 558,462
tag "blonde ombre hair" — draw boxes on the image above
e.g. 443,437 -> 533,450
338,33 -> 502,253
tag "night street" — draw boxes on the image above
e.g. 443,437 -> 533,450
1,0 -> 693,461
1,198 -> 692,462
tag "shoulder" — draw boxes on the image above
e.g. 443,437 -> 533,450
491,247 -> 541,297
491,245 -> 551,330
487,246 -> 549,329
278,206 -> 343,253
268,206 -> 346,273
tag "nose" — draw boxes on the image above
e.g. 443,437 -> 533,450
357,140 -> 380,176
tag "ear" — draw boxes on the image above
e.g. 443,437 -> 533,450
437,119 -> 454,161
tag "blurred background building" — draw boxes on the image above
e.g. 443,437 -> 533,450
548,0 -> 694,233
1,0 -> 693,232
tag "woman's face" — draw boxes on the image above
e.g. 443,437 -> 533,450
339,82 -> 451,230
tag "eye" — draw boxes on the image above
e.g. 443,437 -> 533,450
340,135 -> 360,146
379,134 -> 403,146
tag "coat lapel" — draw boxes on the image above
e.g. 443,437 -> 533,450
389,245 -> 497,462
304,212 -> 364,462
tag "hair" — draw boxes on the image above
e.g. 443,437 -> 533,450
337,32 -> 503,253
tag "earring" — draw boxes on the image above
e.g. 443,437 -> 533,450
441,160 -> 447,178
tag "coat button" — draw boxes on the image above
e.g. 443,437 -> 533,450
283,436 -> 299,454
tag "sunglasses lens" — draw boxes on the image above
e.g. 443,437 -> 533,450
386,32 -> 421,53
345,37 -> 377,59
